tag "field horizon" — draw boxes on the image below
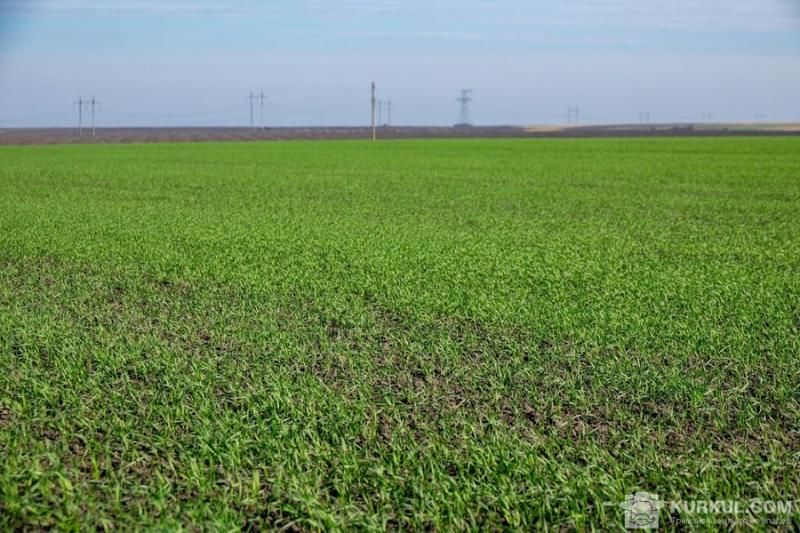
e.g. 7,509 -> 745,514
1,123 -> 799,146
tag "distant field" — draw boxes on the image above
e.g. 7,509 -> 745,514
1,124 -> 799,145
1,138 -> 799,529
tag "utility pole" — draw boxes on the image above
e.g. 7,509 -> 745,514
73,97 -> 98,136
371,82 -> 376,140
86,96 -> 100,137
247,91 -> 266,129
74,97 -> 84,136
378,99 -> 383,127
259,91 -> 265,129
91,97 -> 96,136
247,92 -> 255,129
387,99 -> 392,127
567,105 -> 580,125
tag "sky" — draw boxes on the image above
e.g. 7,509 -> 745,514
0,0 -> 799,127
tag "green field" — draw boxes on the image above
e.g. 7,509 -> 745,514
1,138 -> 799,529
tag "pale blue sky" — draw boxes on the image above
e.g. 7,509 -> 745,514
1,0 -> 799,127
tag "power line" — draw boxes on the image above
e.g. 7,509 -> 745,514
103,106 -> 241,119
34,97 -> 796,129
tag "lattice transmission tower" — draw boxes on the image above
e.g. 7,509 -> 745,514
455,89 -> 473,127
